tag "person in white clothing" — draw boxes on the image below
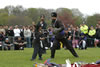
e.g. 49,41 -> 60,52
13,25 -> 21,41
24,26 -> 31,48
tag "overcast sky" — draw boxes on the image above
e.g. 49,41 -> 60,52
1,0 -> 100,15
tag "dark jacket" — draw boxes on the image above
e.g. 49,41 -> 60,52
52,19 -> 65,39
67,31 -> 73,40
8,30 -> 14,36
0,33 -> 4,41
37,21 -> 47,29
96,28 -> 100,39
33,30 -> 43,47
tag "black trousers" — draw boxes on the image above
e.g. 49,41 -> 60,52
32,45 -> 42,60
14,44 -> 24,50
51,38 -> 79,58
41,40 -> 46,53
4,46 -> 11,50
0,46 -> 2,50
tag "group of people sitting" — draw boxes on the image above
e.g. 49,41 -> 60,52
0,36 -> 27,50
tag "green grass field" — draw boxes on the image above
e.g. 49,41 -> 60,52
0,48 -> 100,67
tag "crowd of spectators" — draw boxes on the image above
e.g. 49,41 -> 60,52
0,25 -> 35,50
0,23 -> 100,51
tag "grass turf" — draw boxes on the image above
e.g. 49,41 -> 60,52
0,48 -> 100,67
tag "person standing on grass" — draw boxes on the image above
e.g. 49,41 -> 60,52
72,27 -> 80,48
95,24 -> 100,47
50,12 -> 79,58
24,26 -> 31,48
31,26 -> 45,61
88,26 -> 96,47
36,15 -> 47,54
8,26 -> 14,44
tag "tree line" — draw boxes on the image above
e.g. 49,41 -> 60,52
0,5 -> 100,27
